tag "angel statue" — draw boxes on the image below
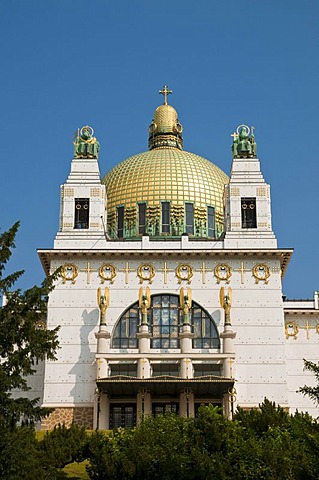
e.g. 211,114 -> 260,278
139,286 -> 151,325
219,287 -> 232,326
179,287 -> 192,325
97,287 -> 109,325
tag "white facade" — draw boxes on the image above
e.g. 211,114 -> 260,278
36,109 -> 318,429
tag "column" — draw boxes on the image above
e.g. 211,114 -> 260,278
136,388 -> 151,424
179,389 -> 194,418
93,391 -> 110,430
179,324 -> 194,354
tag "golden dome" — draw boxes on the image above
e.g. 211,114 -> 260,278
103,148 -> 228,239
102,87 -> 229,239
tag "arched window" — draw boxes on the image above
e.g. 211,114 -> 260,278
112,294 -> 220,349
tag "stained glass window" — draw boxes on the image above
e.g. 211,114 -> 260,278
161,201 -> 170,233
112,294 -> 220,350
207,206 -> 215,238
138,203 -> 146,235
117,206 -> 124,238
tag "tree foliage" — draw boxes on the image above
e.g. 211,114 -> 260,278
298,359 -> 319,405
0,222 -> 60,428
86,402 -> 319,480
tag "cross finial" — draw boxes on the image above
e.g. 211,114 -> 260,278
159,85 -> 172,105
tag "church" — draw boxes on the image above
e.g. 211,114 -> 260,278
36,86 -> 318,429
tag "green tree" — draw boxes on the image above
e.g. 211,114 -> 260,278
298,359 -> 319,405
0,222 -> 60,428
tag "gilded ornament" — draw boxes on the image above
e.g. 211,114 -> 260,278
316,324 -> 319,335
214,264 -> 232,284
252,264 -> 270,284
176,264 -> 193,284
179,287 -> 192,325
97,287 -> 109,325
137,264 -> 155,284
285,321 -> 299,339
228,386 -> 237,402
219,287 -> 232,326
139,286 -> 151,324
99,264 -> 117,284
61,263 -> 78,284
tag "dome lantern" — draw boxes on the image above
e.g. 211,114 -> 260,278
148,86 -> 183,150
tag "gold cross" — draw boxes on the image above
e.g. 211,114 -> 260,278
158,261 -> 174,284
159,85 -> 172,105
80,261 -> 94,284
233,261 -> 250,284
231,132 -> 238,141
119,262 -> 135,284
299,319 -> 314,340
199,261 -> 209,284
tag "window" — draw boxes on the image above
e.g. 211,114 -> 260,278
74,198 -> 89,229
185,203 -> 194,235
110,404 -> 136,429
161,202 -> 170,234
138,203 -> 146,235
153,403 -> 179,416
207,206 -> 215,238
112,294 -> 220,350
151,295 -> 179,349
117,206 -> 124,238
193,364 -> 221,377
152,363 -> 179,377
193,306 -> 220,349
241,197 -> 257,228
110,364 -> 137,377
112,305 -> 138,348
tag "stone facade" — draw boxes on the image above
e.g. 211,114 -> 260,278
41,407 -> 94,430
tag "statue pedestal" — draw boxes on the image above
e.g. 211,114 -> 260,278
95,325 -> 111,353
179,324 -> 194,354
137,324 -> 151,354
220,326 -> 236,355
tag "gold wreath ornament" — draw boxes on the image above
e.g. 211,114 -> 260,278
214,264 -> 232,284
61,263 -> 78,284
176,264 -> 193,284
252,264 -> 270,284
99,264 -> 117,284
137,264 -> 155,284
285,321 -> 299,339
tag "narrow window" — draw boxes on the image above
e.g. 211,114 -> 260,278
138,203 -> 146,235
241,197 -> 257,228
74,198 -> 89,229
117,206 -> 124,238
161,202 -> 170,234
207,206 -> 215,238
185,202 -> 194,235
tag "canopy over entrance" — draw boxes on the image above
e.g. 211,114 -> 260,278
97,375 -> 234,397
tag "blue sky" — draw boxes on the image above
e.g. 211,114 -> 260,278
1,0 -> 319,299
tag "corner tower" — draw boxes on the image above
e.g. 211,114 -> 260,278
224,125 -> 277,249
54,126 -> 107,249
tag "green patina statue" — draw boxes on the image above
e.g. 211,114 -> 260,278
74,125 -> 100,159
232,125 -> 257,158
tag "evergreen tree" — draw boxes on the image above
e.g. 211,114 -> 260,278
0,222 -> 59,428
298,359 -> 319,405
